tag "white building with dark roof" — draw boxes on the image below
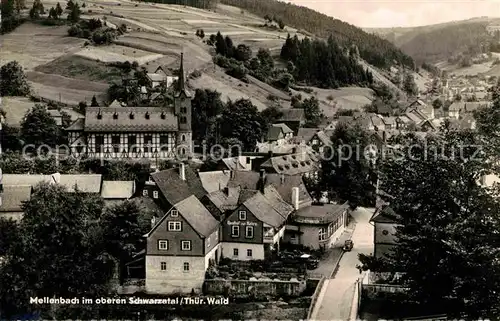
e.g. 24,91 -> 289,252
66,54 -> 193,160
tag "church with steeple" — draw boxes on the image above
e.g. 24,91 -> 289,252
65,53 -> 193,160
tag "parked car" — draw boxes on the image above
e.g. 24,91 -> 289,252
298,254 -> 319,270
343,240 -> 354,252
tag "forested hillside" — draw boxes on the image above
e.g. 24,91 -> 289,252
141,0 -> 217,8
219,0 -> 415,70
281,35 -> 373,88
399,21 -> 493,64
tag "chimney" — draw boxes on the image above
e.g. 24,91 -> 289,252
230,170 -> 235,179
291,187 -> 300,210
180,163 -> 186,181
51,172 -> 61,184
259,169 -> 265,193
280,173 -> 285,184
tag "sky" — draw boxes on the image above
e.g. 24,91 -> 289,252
288,0 -> 500,28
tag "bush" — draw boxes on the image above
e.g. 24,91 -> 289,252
68,24 -> 83,37
190,69 -> 202,78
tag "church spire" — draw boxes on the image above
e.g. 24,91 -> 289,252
177,53 -> 186,92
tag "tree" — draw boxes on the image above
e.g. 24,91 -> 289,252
403,73 -> 418,97
66,0 -> 74,10
29,0 -> 44,18
320,122 -> 376,208
101,200 -> 152,282
0,61 -> 30,96
224,36 -> 234,58
260,104 -> 284,134
278,19 -> 285,29
220,99 -> 264,151
0,217 -> 20,256
256,48 -> 274,69
366,130 -> 500,318
0,184 -> 116,318
55,2 -> 63,16
191,89 -> 225,145
215,31 -> 227,56
20,104 -> 59,147
234,44 -> 252,62
67,2 -> 80,22
91,95 -> 99,107
48,7 -> 57,19
432,98 -> 443,109
302,96 -> 322,127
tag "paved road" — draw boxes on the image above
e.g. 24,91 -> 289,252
311,207 -> 375,320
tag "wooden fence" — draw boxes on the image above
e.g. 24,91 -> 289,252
306,276 -> 325,320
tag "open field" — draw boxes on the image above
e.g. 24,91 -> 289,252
27,71 -> 110,92
29,82 -> 107,106
74,46 -> 163,64
0,22 -> 84,70
34,55 -> 126,84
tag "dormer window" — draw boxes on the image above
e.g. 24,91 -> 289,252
161,112 -> 166,120
97,111 -> 102,119
113,112 -> 118,119
145,112 -> 150,119
129,112 -> 135,119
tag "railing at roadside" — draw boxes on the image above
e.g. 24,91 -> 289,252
306,276 -> 326,320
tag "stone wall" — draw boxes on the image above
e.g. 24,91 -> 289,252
203,278 -> 307,297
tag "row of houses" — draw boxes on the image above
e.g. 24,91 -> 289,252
140,161 -> 349,294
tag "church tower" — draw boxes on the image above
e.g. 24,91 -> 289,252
174,53 -> 193,158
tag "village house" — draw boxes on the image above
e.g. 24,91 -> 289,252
266,123 -> 294,145
101,181 -> 136,205
447,101 -> 491,119
285,202 -> 349,250
276,109 -> 305,134
370,115 -> 385,131
144,195 -> 220,294
150,65 -> 179,88
395,115 -> 411,130
66,54 -> 193,160
371,204 -> 401,258
220,184 -> 294,260
259,151 -> 319,180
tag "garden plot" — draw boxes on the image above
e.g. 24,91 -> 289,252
75,47 -> 163,64
0,22 -> 84,70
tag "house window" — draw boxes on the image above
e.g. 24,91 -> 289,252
153,191 -> 159,199
245,226 -> 254,238
180,117 -> 187,124
312,139 -> 318,145
142,189 -> 148,196
247,249 -> 253,257
144,135 -> 153,153
239,211 -> 246,220
246,157 -> 251,164
207,237 -> 211,248
290,234 -> 298,241
181,134 -> 186,142
128,135 -> 137,152
319,227 -> 327,241
181,107 -> 187,113
231,226 -> 240,237
233,248 -> 239,256
95,135 -> 104,153
183,262 -> 190,272
160,262 -> 166,271
158,240 -> 168,250
171,210 -> 178,217
168,221 -> 182,231
112,135 -> 120,153
181,241 -> 191,251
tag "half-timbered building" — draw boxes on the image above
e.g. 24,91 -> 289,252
66,53 -> 193,160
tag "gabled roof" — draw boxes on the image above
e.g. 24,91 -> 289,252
146,195 -> 218,238
205,190 -> 229,212
296,128 -> 320,143
397,115 -> 411,123
294,202 -> 348,222
101,181 -> 135,199
370,205 -> 401,223
383,117 -> 396,126
260,152 -> 319,175
147,73 -> 166,82
198,171 -> 231,194
267,123 -> 293,141
315,130 -> 332,146
262,185 -> 294,218
175,195 -> 219,237
337,116 -> 355,124
243,193 -> 287,227
370,116 -> 385,128
58,174 -> 102,193
2,174 -> 53,186
66,118 -> 85,131
84,107 -> 178,132
150,165 -> 206,204
0,185 -> 32,212
108,99 -> 123,108
221,157 -> 245,171
227,171 -> 313,208
405,111 -> 425,124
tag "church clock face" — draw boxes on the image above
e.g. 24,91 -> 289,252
382,230 -> 389,236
